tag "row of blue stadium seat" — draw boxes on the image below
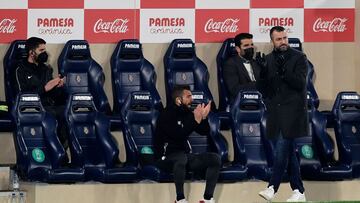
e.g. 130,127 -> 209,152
11,89 -> 360,183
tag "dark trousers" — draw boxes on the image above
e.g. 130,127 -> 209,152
157,152 -> 221,200
269,135 -> 304,193
44,105 -> 68,149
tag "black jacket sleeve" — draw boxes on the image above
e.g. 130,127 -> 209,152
15,64 -> 46,95
282,53 -> 307,91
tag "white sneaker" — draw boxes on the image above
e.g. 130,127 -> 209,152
199,198 -> 215,203
286,189 -> 306,202
175,199 -> 188,203
259,185 -> 276,201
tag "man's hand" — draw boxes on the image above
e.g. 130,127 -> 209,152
255,52 -> 268,78
58,74 -> 66,87
201,101 -> 212,119
193,104 -> 203,124
44,77 -> 61,92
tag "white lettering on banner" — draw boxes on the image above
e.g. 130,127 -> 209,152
134,95 -> 150,100
124,43 -> 140,49
94,19 -> 129,34
204,18 -> 239,33
37,18 -> 74,27
313,18 -> 348,33
259,17 -> 294,27
243,94 -> 259,99
149,18 -> 185,27
177,43 -> 192,48
0,19 -> 17,33
341,95 -> 359,100
71,45 -> 87,50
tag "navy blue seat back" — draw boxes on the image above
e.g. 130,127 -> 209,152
121,91 -> 159,165
332,92 -> 360,177
163,39 -> 214,107
230,91 -> 272,180
3,40 -> 27,107
12,93 -> 85,182
111,39 -> 163,114
288,38 -> 319,108
58,40 -> 111,114
216,38 -> 237,112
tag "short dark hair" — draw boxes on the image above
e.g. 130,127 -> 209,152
171,85 -> 191,102
270,26 -> 285,39
234,33 -> 253,47
25,37 -> 46,55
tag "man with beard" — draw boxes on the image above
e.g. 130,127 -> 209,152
257,26 -> 308,202
15,37 -> 68,151
223,33 -> 261,102
154,85 -> 221,203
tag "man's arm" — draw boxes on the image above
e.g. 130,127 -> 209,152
282,54 -> 307,91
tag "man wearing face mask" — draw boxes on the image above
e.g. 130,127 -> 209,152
257,26 -> 308,202
154,85 -> 221,203
15,37 -> 68,152
223,33 -> 261,102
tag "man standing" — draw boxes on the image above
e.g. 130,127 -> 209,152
257,26 -> 308,202
154,85 -> 221,203
223,33 -> 261,102
15,37 -> 68,149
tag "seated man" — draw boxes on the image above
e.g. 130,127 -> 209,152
154,85 -> 221,203
15,37 -> 68,149
223,33 -> 260,102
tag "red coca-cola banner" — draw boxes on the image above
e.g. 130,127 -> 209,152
304,9 -> 354,42
195,9 -> 249,43
84,9 -> 139,43
251,0 -> 303,8
0,10 -> 27,43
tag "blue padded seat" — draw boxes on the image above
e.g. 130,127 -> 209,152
12,93 -> 84,182
65,93 -> 138,182
332,92 -> 360,178
230,91 -> 272,180
110,39 -> 163,115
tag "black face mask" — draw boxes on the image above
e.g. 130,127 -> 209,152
36,51 -> 48,63
243,47 -> 254,60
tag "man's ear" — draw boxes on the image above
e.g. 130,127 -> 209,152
176,97 -> 182,105
235,46 -> 241,55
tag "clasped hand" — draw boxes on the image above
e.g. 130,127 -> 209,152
193,101 -> 212,124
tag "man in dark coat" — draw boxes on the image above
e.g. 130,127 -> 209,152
223,33 -> 261,102
257,26 -> 308,202
154,85 -> 221,203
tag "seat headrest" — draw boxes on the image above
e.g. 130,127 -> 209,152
127,91 -> 154,111
167,39 -> 195,58
232,91 -> 263,111
62,40 -> 91,60
114,39 -> 143,59
6,40 -> 27,61
68,93 -> 96,113
190,91 -> 210,110
220,38 -> 237,59
332,92 -> 360,116
14,93 -> 44,123
288,38 -> 302,52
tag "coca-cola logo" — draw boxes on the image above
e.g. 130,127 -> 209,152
259,17 -> 294,27
313,18 -> 348,33
0,19 -> 17,34
204,18 -> 239,33
94,19 -> 129,34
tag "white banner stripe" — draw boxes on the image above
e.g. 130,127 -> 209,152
304,0 -> 355,8
196,0 -> 249,9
